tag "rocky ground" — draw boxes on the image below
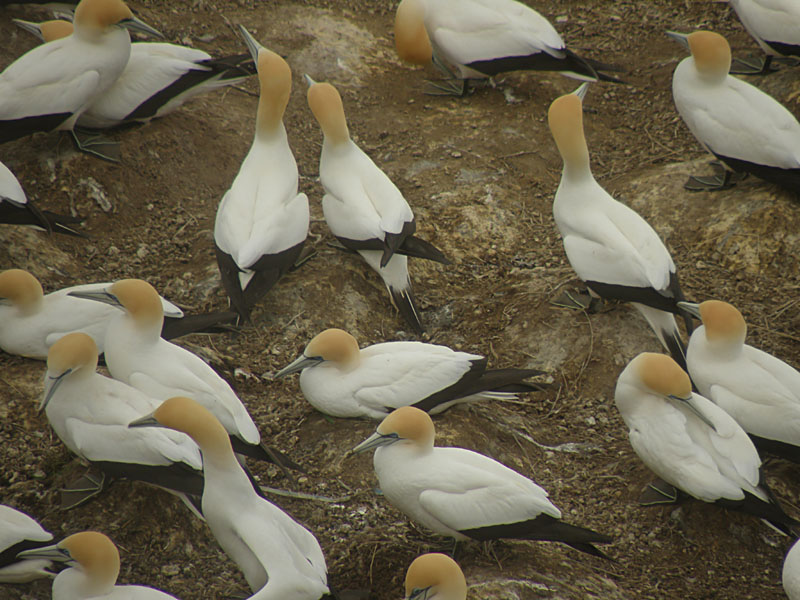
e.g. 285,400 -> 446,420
2,0 -> 800,599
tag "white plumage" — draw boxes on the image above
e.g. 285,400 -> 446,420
785,537 -> 800,600
0,505 -> 54,583
729,0 -> 800,59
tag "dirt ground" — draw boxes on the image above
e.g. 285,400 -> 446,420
2,0 -> 800,598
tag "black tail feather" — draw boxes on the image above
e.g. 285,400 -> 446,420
389,285 -> 424,335
663,327 -> 688,372
161,311 -> 238,340
230,436 -> 305,474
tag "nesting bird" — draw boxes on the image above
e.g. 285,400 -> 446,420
213,26 -> 308,324
614,352 -> 798,534
353,406 -> 612,557
394,0 -> 622,95
680,300 -> 800,462
405,553 -> 466,600
671,30 -> 800,192
0,505 -> 55,583
130,397 -> 330,599
17,531 -> 179,599
306,78 -> 448,334
0,0 -> 162,156
727,0 -> 800,74
275,328 -> 548,419
42,333 -> 205,510
0,160 -> 83,235
548,91 -> 692,367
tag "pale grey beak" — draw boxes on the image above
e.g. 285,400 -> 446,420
677,301 -> 702,319
407,586 -> 433,600
68,288 -> 121,308
17,542 -> 71,563
128,413 -> 161,429
12,19 -> 45,41
41,369 -> 72,412
665,30 -> 690,50
668,393 -> 718,432
303,74 -> 317,87
352,431 -> 400,454
237,24 -> 263,63
274,354 -> 323,378
121,15 -> 164,39
572,82 -> 590,101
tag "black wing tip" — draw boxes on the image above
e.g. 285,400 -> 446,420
389,285 -> 424,335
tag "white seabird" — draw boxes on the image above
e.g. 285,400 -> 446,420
0,505 -> 55,583
727,0 -> 800,74
614,352 -> 798,534
275,328 -> 548,419
67,278 -> 298,470
13,17 -> 257,129
679,299 -> 800,462
405,553 -> 466,600
353,406 -> 611,557
305,78 -> 449,334
42,332 -> 205,511
670,30 -> 800,192
0,159 -> 83,236
785,537 -> 800,599
130,396 -> 330,599
0,268 -> 234,359
548,91 -> 692,367
17,531 -> 179,599
213,26 -> 309,323
0,0 -> 162,156
394,0 -> 623,95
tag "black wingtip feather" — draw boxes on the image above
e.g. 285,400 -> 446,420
389,285 -> 424,335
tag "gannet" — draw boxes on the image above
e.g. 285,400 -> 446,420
130,397 -> 330,598
679,300 -> 800,462
614,352 -> 798,534
0,505 -> 55,583
213,26 -> 308,324
0,160 -> 82,236
17,531 -> 179,599
0,269 -> 235,360
0,0 -> 162,156
42,333 -> 205,510
306,78 -> 449,334
405,553 -> 466,600
68,278 -> 297,469
275,328 -> 548,419
728,0 -> 800,74
394,0 -> 622,95
785,538 -> 800,599
548,91 -> 692,367
670,30 -> 800,192
353,406 -> 612,557
13,17 -> 257,129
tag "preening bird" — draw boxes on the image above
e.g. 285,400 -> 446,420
670,30 -> 800,192
275,328 -> 548,419
394,0 -> 623,95
13,17 -> 257,129
0,505 -> 55,583
67,278 -> 298,470
0,0 -> 162,157
17,531 -> 179,599
680,300 -> 800,462
0,160 -> 83,235
353,406 -> 612,557
727,0 -> 800,74
306,77 -> 448,334
614,352 -> 798,535
404,553 -> 466,600
41,333 -> 205,511
548,90 -> 692,368
214,26 -> 308,323
130,397 -> 330,599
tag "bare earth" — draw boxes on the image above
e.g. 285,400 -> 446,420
2,1 -> 800,599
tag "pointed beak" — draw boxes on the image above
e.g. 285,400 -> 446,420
668,393 -> 718,433
67,288 -> 121,308
303,74 -> 317,87
572,81 -> 590,101
121,15 -> 164,39
273,354 -> 323,378
676,301 -> 702,319
128,412 -> 161,429
17,542 -> 70,563
665,30 -> 690,50
352,431 -> 400,454
41,369 -> 72,412
237,24 -> 263,63
12,18 -> 45,41
408,586 -> 433,600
